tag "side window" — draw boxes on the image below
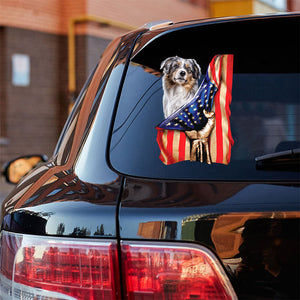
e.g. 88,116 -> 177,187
53,37 -> 122,161
109,17 -> 299,180
53,67 -> 95,157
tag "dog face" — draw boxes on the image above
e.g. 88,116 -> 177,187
160,56 -> 201,85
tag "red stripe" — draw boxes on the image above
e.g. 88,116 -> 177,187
157,129 -> 186,165
225,55 -> 234,163
210,56 -> 218,85
214,56 -> 224,163
156,129 -> 165,163
178,131 -> 187,161
166,130 -> 175,164
214,93 -> 223,163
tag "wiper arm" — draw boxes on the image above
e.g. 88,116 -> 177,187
255,148 -> 300,171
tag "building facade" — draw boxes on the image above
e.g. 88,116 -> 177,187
209,0 -> 299,17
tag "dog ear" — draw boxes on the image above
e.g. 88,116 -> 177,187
190,59 -> 201,79
160,56 -> 176,74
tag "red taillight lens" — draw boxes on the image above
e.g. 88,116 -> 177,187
0,231 -> 236,300
0,231 -> 121,300
121,241 -> 237,300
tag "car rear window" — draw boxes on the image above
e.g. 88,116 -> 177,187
109,16 -> 299,180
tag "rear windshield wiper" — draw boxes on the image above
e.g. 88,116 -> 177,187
255,148 -> 300,171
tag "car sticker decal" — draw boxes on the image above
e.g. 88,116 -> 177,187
156,54 -> 234,165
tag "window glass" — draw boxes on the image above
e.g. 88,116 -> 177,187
75,64 -> 125,184
53,67 -> 96,157
109,17 -> 300,180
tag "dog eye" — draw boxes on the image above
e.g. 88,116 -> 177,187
187,67 -> 192,73
173,63 -> 179,69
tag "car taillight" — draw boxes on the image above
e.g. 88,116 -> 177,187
121,241 -> 237,300
0,231 -> 237,300
0,231 -> 121,300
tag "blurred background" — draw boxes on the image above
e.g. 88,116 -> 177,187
0,0 -> 299,197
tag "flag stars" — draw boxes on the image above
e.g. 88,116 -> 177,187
158,77 -> 218,132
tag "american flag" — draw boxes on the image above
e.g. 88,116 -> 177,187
156,54 -> 234,165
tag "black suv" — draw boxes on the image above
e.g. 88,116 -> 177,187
1,14 -> 299,300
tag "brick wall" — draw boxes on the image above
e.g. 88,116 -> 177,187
0,0 -> 63,34
0,0 -> 207,36
86,0 -> 207,28
1,28 -> 65,162
0,27 -> 112,165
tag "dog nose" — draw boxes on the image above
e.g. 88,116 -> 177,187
180,71 -> 186,76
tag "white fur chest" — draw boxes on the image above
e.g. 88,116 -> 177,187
163,84 -> 194,118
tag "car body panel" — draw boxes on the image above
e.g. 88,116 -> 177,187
119,179 -> 300,252
119,179 -> 300,298
2,170 -> 121,237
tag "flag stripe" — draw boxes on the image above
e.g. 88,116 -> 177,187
210,54 -> 234,165
178,131 -> 187,161
157,129 -> 167,163
215,55 -> 224,164
210,56 -> 217,84
220,55 -> 228,164
167,130 -> 175,164
215,55 -> 221,86
215,92 -> 224,163
209,55 -> 221,87
225,54 -> 234,164
172,130 -> 180,163
156,129 -> 190,165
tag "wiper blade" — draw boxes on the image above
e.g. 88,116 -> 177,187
255,148 -> 300,171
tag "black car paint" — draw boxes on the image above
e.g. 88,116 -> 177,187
1,14 -> 299,299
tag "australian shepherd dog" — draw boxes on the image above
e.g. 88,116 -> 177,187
160,56 -> 201,118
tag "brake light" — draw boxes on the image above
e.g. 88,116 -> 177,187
0,231 -> 236,300
0,231 -> 121,300
121,241 -> 237,300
